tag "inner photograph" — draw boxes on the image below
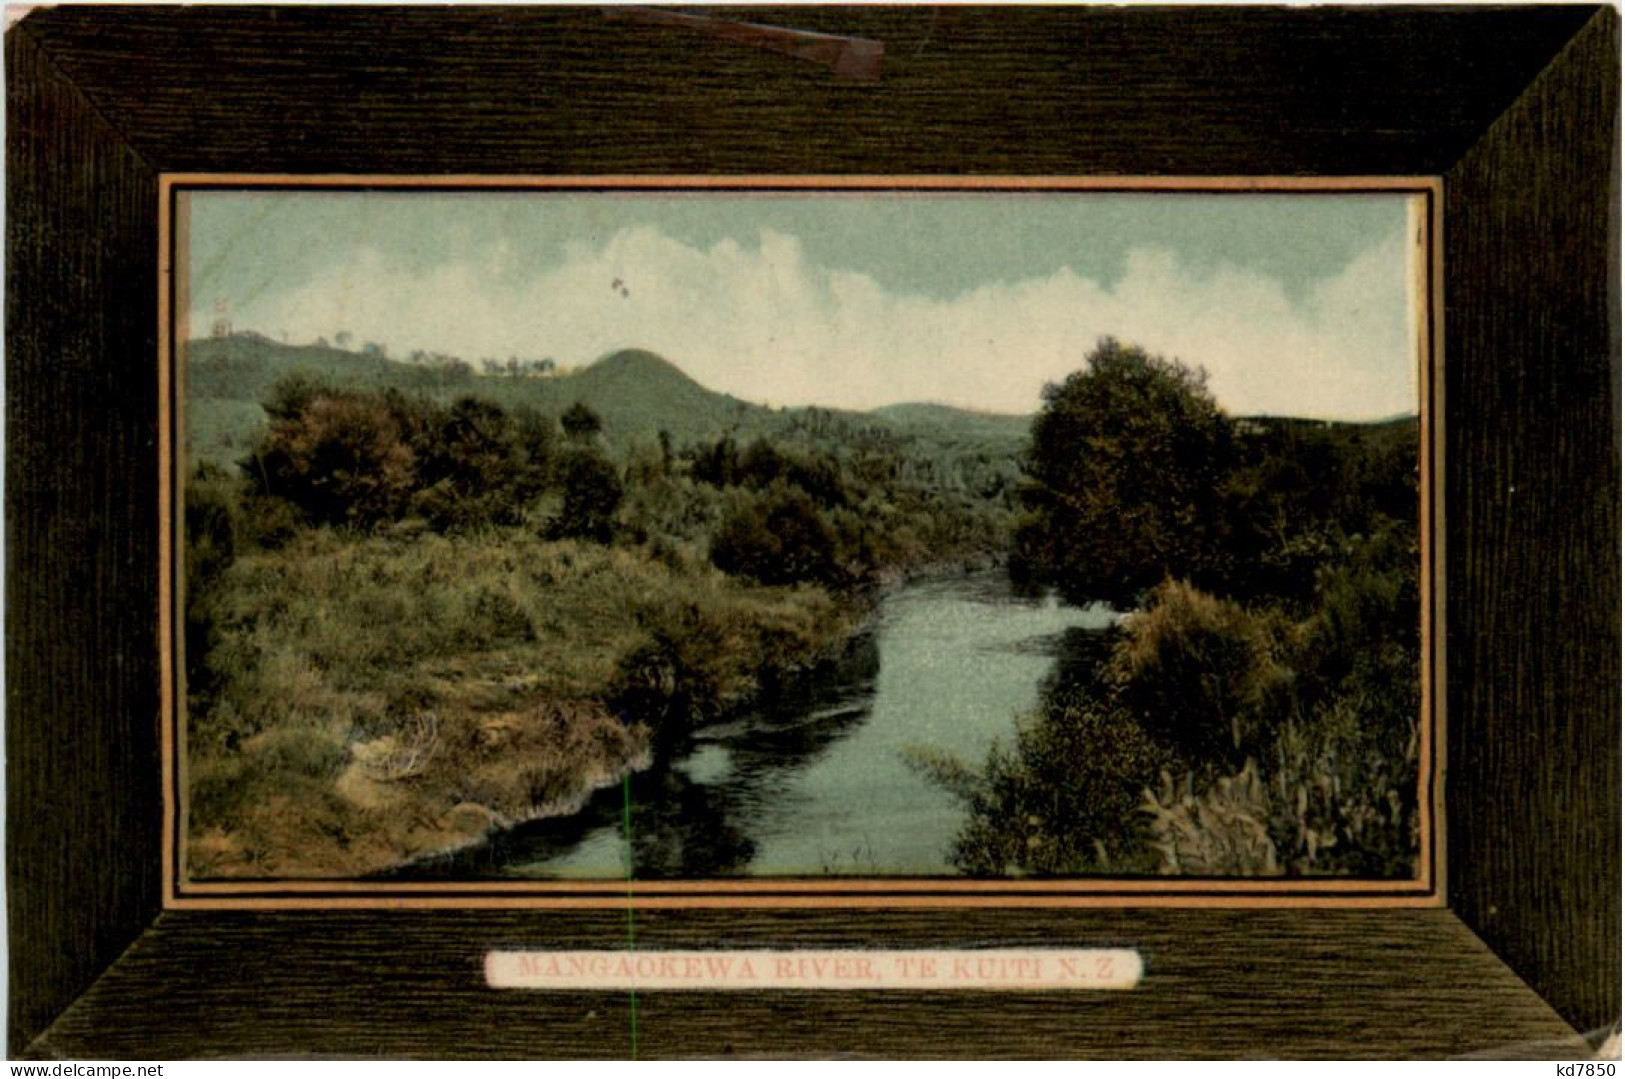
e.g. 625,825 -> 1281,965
171,182 -> 1431,890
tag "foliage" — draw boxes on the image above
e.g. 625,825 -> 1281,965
1141,706 -> 1418,879
1108,580 -> 1295,766
926,337 -> 1421,880
932,554 -> 1419,879
411,396 -> 551,532
184,463 -> 243,710
560,401 -> 604,442
548,447 -> 624,543
244,380 -> 554,534
187,338 -> 1023,555
709,483 -> 843,589
1222,416 -> 1418,611
246,379 -> 421,529
1141,760 -> 1280,875
1012,338 -> 1234,608
186,530 -> 855,878
907,684 -> 1177,876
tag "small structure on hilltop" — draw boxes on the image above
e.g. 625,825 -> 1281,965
209,299 -> 233,339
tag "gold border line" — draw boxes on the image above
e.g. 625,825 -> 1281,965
159,174 -> 1444,911
178,876 -> 1435,894
168,892 -> 1443,912
162,174 -> 1442,192
158,182 -> 175,906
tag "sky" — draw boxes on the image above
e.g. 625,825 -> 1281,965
185,189 -> 1423,420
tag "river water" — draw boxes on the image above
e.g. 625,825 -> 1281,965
437,570 -> 1115,879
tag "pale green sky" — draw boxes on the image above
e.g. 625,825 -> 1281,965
187,190 -> 1420,418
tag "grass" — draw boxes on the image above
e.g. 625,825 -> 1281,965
187,528 -> 858,879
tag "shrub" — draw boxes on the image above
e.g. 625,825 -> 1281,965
1013,337 -> 1234,607
710,484 -> 840,588
911,685 -> 1177,877
560,401 -> 603,442
1141,760 -> 1280,875
184,464 -> 242,707
609,601 -> 748,734
410,396 -> 546,532
246,382 -> 418,529
548,448 -> 624,543
1108,580 -> 1293,765
1145,706 -> 1419,879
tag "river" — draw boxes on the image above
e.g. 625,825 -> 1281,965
428,570 -> 1114,879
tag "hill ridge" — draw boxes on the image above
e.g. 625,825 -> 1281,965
183,335 -> 1035,469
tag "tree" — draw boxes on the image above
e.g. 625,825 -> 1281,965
411,396 -> 545,531
1012,338 -> 1233,607
710,485 -> 839,588
245,377 -> 418,529
549,447 -> 623,543
561,401 -> 603,442
692,435 -> 740,487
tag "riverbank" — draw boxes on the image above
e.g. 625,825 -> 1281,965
393,569 -> 1114,880
186,528 -> 863,879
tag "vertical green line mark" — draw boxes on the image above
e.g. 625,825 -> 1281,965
622,773 -> 639,1059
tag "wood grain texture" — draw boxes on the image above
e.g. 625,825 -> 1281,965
30,909 -> 1586,1060
5,3 -> 1618,1058
1443,7 -> 1622,1038
4,27 -> 163,1056
14,6 -> 1597,177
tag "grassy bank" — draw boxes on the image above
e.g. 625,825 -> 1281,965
187,529 -> 859,878
182,351 -> 1019,880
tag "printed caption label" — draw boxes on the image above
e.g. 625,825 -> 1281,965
486,948 -> 1142,991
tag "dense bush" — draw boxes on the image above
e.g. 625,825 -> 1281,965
247,378 -> 421,529
1222,419 -> 1417,611
692,435 -> 850,508
184,463 -> 243,710
926,336 -> 1421,880
1011,338 -> 1234,608
244,379 -> 555,534
1108,581 -> 1294,766
709,484 -> 842,588
909,679 -> 1177,876
610,600 -> 752,733
560,400 -> 603,441
410,397 -> 549,531
548,447 -> 624,543
928,558 -> 1419,879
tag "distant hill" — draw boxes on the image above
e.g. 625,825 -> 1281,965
182,335 -> 1034,473
187,332 -> 420,399
1236,412 -> 1419,431
529,348 -> 772,444
872,402 -> 1032,444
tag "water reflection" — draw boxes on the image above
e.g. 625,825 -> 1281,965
402,631 -> 879,879
395,569 -> 1114,880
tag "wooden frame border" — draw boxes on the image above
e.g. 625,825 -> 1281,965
8,5 -> 1616,1057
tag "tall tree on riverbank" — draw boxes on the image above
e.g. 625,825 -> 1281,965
1011,337 -> 1233,608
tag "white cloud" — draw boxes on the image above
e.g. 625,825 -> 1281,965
212,222 -> 1418,420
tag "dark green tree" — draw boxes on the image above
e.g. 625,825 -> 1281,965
1011,338 -> 1234,607
710,485 -> 840,588
692,435 -> 740,488
560,401 -> 603,442
245,377 -> 418,529
549,447 -> 623,543
411,396 -> 546,531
